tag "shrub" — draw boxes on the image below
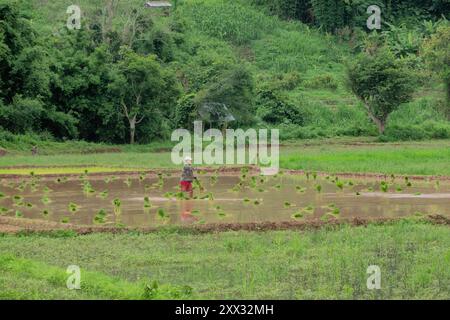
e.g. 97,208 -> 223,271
304,74 -> 338,90
256,90 -> 305,125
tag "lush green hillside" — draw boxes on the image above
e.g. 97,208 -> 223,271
1,0 -> 449,146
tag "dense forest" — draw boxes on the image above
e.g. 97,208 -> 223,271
0,0 -> 449,145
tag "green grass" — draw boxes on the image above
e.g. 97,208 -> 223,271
280,141 -> 450,176
1,139 -> 449,176
0,254 -> 192,299
0,220 -> 449,299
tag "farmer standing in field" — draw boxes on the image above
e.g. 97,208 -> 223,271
180,156 -> 195,198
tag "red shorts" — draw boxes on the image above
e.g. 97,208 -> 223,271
180,181 -> 193,192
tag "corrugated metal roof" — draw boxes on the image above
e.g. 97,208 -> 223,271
145,1 -> 172,8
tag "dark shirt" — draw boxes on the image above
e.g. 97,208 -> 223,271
181,165 -> 195,182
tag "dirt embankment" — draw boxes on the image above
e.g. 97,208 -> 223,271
0,215 -> 448,235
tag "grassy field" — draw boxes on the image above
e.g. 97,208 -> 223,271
0,139 -> 449,176
280,141 -> 450,176
0,220 -> 449,299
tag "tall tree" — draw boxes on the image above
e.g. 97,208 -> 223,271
109,47 -> 179,144
347,47 -> 416,134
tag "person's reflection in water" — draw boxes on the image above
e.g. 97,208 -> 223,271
180,199 -> 198,224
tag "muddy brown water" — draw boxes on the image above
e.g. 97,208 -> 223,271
1,174 -> 449,227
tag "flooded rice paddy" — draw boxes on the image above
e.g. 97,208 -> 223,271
0,171 -> 449,227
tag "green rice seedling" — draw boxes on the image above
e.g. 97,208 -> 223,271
175,192 -> 189,200
82,181 -> 95,195
414,192 -> 422,196
193,178 -> 205,191
231,184 -> 241,192
139,173 -> 146,182
336,181 -> 344,190
61,217 -> 70,224
435,180 -> 440,190
113,198 -> 121,215
257,187 -> 266,193
0,192 -> 5,199
0,207 -> 9,215
110,176 -> 117,182
304,205 -> 314,213
312,172 -> 317,180
322,203 -> 337,212
406,181 -> 412,187
210,176 -> 218,185
13,195 -> 23,203
316,185 -> 322,193
68,202 -> 79,213
215,205 -> 222,211
191,209 -> 201,216
243,197 -> 251,204
99,190 -> 109,199
273,184 -> 281,190
164,192 -> 174,199
25,202 -> 33,208
104,177 -> 111,184
144,184 -> 152,191
55,177 -> 62,184
217,211 -> 226,218
16,182 -> 26,192
320,214 -> 331,222
347,181 -> 354,186
15,210 -> 23,218
196,218 -> 206,225
41,195 -> 51,205
249,180 -> 257,189
42,209 -> 50,216
380,182 -> 389,193
356,191 -> 361,196
396,186 -> 403,192
291,211 -> 304,220
206,192 -> 214,200
42,186 -> 52,194
367,186 -> 374,192
144,197 -> 152,209
253,199 -> 262,206
157,208 -> 168,219
93,209 -> 107,224
124,178 -> 132,187
284,201 -> 294,208
296,186 -> 306,193
306,172 -> 310,180
330,207 -> 340,216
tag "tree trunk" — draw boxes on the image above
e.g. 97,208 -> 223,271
446,80 -> 450,121
130,126 -> 135,144
364,103 -> 386,134
129,116 -> 136,144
